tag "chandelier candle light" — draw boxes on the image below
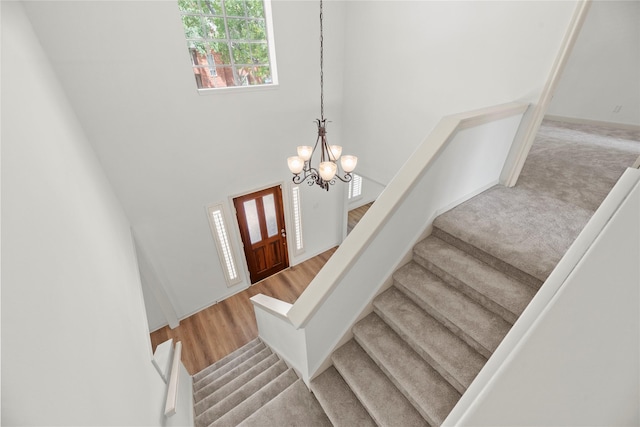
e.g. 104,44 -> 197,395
287,0 -> 357,191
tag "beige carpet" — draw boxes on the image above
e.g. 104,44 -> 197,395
433,119 -> 640,283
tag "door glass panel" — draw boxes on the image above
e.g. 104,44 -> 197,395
243,199 -> 262,244
263,194 -> 278,238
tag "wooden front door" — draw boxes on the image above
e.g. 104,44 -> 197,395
233,186 -> 289,284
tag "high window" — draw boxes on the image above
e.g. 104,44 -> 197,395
178,0 -> 277,90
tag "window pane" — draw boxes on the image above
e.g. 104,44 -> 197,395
262,194 -> 278,238
182,15 -> 205,39
209,205 -> 241,286
192,67 -> 215,88
246,0 -> 265,18
240,66 -> 271,85
225,0 -> 246,16
292,186 -> 304,251
179,0 -> 202,13
202,16 -> 225,39
188,42 -> 205,66
216,67 -> 237,87
208,42 -> 230,64
212,209 -> 239,281
349,174 -> 363,199
200,0 -> 222,15
232,43 -> 252,64
247,20 -> 266,40
243,199 -> 262,244
250,43 -> 268,63
228,18 -> 248,39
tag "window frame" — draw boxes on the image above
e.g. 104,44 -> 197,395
206,202 -> 243,287
178,0 -> 279,93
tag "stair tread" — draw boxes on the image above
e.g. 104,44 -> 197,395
195,359 -> 287,426
210,368 -> 299,427
333,340 -> 428,427
239,380 -> 332,427
414,236 -> 536,323
310,366 -> 376,427
194,347 -> 273,403
431,184 -> 569,289
394,261 -> 511,358
374,287 -> 485,394
353,313 -> 461,426
194,339 -> 266,391
194,352 -> 279,414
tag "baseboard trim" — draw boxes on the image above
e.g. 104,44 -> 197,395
544,115 -> 640,132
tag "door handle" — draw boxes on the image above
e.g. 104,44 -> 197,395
281,229 -> 286,237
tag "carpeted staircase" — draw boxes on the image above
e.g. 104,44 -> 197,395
310,229 -> 538,427
192,226 -> 538,427
191,120 -> 640,426
192,338 -> 330,427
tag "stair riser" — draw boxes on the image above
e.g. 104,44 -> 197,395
194,354 -> 280,415
372,304 -> 468,395
193,342 -> 267,392
310,366 -> 376,427
193,338 -> 262,385
352,333 -> 445,426
194,347 -> 273,403
394,279 -> 493,359
196,360 -> 288,425
210,369 -> 298,427
413,252 -> 517,324
332,340 -> 428,427
432,227 -> 542,290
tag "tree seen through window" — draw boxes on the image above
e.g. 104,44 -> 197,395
178,0 -> 275,89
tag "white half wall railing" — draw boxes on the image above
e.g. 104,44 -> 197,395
444,167 -> 640,426
252,102 -> 528,383
164,340 -> 182,417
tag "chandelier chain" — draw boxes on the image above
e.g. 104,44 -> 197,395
286,0 -> 356,190
319,0 -> 324,121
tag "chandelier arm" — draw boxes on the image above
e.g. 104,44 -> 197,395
333,173 -> 354,183
292,164 -> 320,185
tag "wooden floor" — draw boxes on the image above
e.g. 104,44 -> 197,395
347,202 -> 374,234
150,247 -> 336,375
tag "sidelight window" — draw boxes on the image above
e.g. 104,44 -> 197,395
348,173 -> 363,200
291,186 -> 304,253
207,203 -> 242,286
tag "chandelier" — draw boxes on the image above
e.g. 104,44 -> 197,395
287,0 -> 357,191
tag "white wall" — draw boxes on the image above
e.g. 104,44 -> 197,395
547,0 -> 640,126
455,179 -> 640,426
341,0 -> 579,185
21,0 -> 349,327
1,2 -> 189,424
